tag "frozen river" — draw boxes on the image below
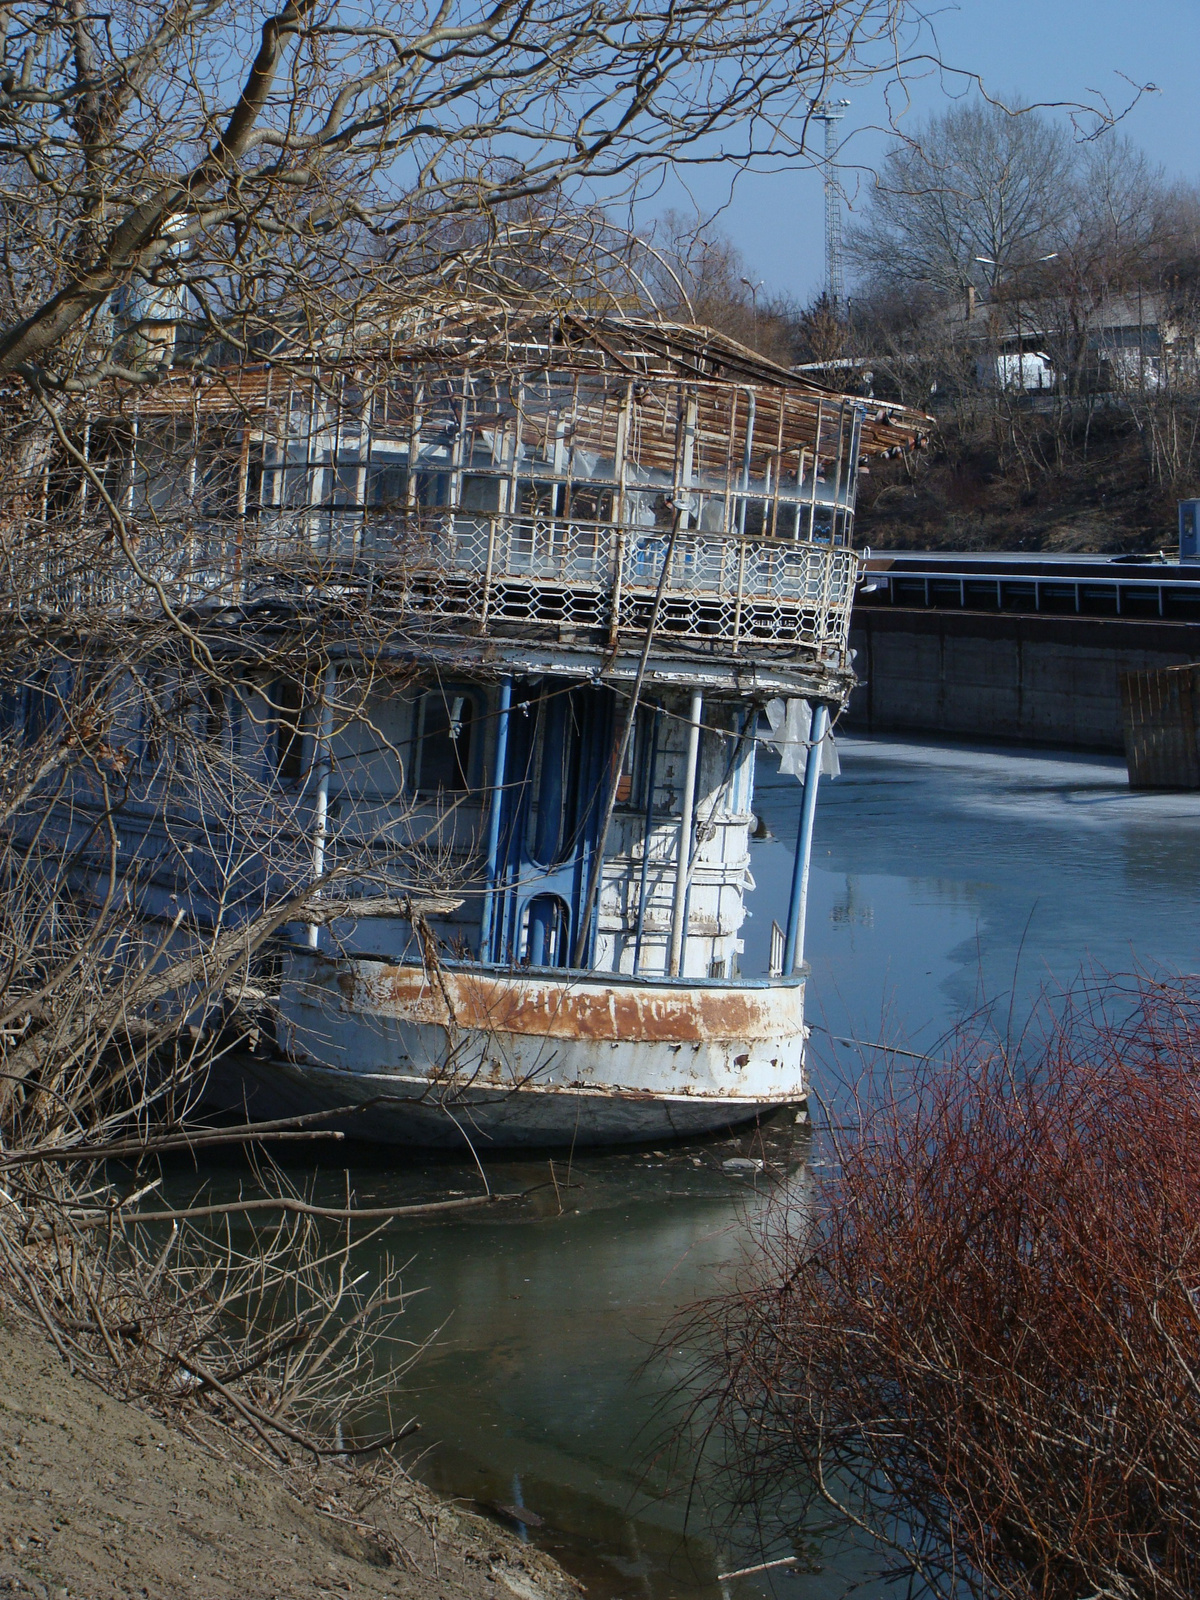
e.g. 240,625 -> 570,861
754,734 -> 1200,1071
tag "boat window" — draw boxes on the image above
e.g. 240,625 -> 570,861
737,498 -> 767,539
515,479 -> 556,517
615,722 -> 636,804
203,680 -> 226,743
567,487 -> 613,523
615,704 -> 658,809
460,475 -> 501,513
812,506 -> 835,544
366,463 -> 409,509
416,690 -> 474,794
415,470 -> 451,509
696,496 -> 725,534
329,459 -> 360,507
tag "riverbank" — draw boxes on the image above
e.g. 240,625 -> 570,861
0,1314 -> 581,1600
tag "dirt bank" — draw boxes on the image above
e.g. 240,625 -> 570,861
0,1316 -> 580,1600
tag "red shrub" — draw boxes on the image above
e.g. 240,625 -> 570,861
687,979 -> 1200,1599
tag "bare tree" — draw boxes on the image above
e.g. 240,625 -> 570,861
847,102 -> 1072,299
0,0 -> 932,1489
0,0 -> 913,397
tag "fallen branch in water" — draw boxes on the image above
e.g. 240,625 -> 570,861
717,1556 -> 802,1580
65,1190 -> 525,1227
0,1103 -> 385,1166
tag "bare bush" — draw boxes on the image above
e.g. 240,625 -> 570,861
680,977 -> 1200,1599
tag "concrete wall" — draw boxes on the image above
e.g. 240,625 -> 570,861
846,609 -> 1200,751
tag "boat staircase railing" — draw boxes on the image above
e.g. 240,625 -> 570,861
26,509 -> 859,657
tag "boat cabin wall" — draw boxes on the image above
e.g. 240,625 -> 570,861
311,673 -> 760,981
34,658 -> 770,982
121,367 -> 864,549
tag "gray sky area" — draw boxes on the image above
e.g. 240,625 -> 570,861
647,0 -> 1200,308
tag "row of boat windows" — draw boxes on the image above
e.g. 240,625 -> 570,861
100,434 -> 851,543
5,676 -> 661,812
260,466 -> 843,541
1,675 -> 475,800
5,674 -> 746,844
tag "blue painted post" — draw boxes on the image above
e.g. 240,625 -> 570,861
478,677 -> 513,961
527,897 -> 553,967
782,702 -> 829,974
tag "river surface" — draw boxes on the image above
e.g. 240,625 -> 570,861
189,736 -> 1200,1600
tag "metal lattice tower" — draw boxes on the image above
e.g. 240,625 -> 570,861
810,99 -> 850,309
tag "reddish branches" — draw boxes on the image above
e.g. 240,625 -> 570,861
684,978 -> 1200,1599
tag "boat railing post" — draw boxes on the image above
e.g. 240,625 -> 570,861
305,662 -> 338,950
478,676 -> 513,961
668,689 -> 703,977
609,525 -> 627,647
782,702 -> 829,974
478,516 -> 498,635
731,534 -> 749,652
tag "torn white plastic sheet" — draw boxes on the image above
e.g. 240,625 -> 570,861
764,698 -> 839,780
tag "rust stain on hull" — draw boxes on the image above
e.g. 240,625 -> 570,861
336,961 -> 804,1044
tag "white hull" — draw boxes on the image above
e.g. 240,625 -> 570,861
206,952 -> 808,1149
206,1055 -> 796,1147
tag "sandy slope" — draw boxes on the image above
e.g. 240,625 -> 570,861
0,1317 -> 580,1600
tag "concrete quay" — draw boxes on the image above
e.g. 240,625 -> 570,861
846,554 -> 1200,752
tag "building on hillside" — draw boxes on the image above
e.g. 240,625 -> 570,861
796,288 -> 1200,401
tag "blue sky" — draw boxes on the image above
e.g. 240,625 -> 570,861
647,0 -> 1200,307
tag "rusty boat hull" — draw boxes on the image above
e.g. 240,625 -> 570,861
209,952 -> 808,1148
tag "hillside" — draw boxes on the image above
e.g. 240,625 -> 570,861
854,400 -> 1194,555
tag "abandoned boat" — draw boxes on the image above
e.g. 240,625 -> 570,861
85,310 -> 928,1146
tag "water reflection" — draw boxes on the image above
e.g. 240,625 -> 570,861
177,1121 -> 849,1598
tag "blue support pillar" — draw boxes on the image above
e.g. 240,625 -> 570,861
478,677 -> 513,961
782,703 -> 829,974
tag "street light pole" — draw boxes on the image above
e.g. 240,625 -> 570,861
740,276 -> 764,344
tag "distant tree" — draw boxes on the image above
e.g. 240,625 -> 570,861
642,213 -> 800,364
793,292 -> 849,367
847,102 -> 1072,298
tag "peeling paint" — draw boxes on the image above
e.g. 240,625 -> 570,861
335,958 -> 806,1044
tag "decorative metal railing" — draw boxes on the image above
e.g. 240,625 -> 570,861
253,511 -> 859,655
28,510 -> 859,657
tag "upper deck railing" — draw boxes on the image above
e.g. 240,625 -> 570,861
31,509 -> 860,660
257,510 -> 858,656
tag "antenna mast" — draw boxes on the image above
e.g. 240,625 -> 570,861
810,99 -> 850,310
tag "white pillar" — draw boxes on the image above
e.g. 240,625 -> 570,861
668,690 -> 703,977
306,663 -> 337,949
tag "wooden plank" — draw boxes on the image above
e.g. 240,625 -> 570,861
1120,663 -> 1200,787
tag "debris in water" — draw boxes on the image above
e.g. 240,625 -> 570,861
494,1504 -> 544,1527
722,1157 -> 764,1174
